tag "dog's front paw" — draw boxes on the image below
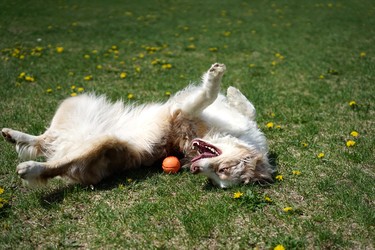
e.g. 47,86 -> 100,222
16,161 -> 45,180
208,63 -> 226,78
2,128 -> 16,144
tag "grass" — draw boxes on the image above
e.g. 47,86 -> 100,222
0,0 -> 374,249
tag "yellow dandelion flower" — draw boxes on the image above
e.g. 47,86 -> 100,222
151,59 -> 160,65
18,72 -> 26,79
120,72 -> 127,79
360,52 -> 366,58
162,63 -> 172,69
96,65 -> 103,70
135,66 -> 141,73
71,92 -> 77,97
264,196 -> 273,203
165,91 -> 171,96
275,52 -> 282,58
274,244 -> 285,250
271,61 -> 277,66
56,47 -> 64,53
83,54 -> 90,59
57,85 -> 61,90
127,93 -> 134,99
223,31 -> 231,37
249,64 -> 256,68
266,122 -> 274,129
317,153 -> 325,159
275,125 -> 282,129
84,75 -> 92,81
301,142 -> 308,147
25,76 -> 35,82
46,88 -> 53,93
186,44 -> 196,50
275,175 -> 283,181
349,100 -> 357,107
346,140 -> 356,147
0,187 -> 4,194
233,191 -> 244,199
91,50 -> 98,54
292,170 -> 301,175
319,74 -> 325,79
111,45 -> 118,50
283,206 -> 293,212
209,47 -> 218,52
77,87 -> 84,92
350,131 -> 359,137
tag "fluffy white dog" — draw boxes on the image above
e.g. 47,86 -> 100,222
2,63 -> 275,188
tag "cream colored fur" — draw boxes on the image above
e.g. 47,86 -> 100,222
2,63 -> 275,188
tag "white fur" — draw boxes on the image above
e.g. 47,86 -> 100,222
2,63 -> 275,187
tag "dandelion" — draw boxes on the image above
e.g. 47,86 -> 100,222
84,75 -> 93,81
319,74 -> 325,79
83,54 -> 90,59
91,50 -> 98,54
127,93 -> 134,99
350,131 -> 359,137
18,72 -> 26,79
223,31 -> 231,37
274,244 -> 285,250
317,152 -> 325,159
249,64 -> 256,68
135,66 -> 141,73
165,91 -> 171,96
77,87 -> 84,93
271,61 -> 277,66
346,140 -> 356,147
264,196 -> 273,203
301,142 -> 308,147
283,206 -> 293,212
233,191 -> 244,199
96,65 -> 103,70
46,88 -> 53,93
275,175 -> 283,181
57,85 -> 61,90
56,47 -> 64,53
360,52 -> 366,58
71,85 -> 76,90
209,47 -> 218,52
275,125 -> 282,129
162,63 -> 172,69
151,59 -> 160,65
120,72 -> 127,79
266,122 -> 274,129
71,92 -> 77,97
111,45 -> 118,50
0,187 -> 4,194
186,44 -> 196,50
292,170 -> 301,175
348,100 -> 357,107
25,76 -> 35,82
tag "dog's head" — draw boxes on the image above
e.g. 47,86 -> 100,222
190,137 -> 274,188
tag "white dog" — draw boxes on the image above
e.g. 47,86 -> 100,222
2,63 -> 275,188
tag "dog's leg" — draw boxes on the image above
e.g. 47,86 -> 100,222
226,87 -> 256,120
181,63 -> 226,117
16,136 -> 141,186
2,128 -> 46,160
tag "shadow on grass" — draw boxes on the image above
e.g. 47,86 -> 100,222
39,164 -> 162,209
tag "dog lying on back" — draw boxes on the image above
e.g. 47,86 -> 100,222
2,63 -> 275,188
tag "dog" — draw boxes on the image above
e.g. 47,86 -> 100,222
2,63 -> 275,188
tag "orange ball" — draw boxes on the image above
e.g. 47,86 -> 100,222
162,156 -> 181,174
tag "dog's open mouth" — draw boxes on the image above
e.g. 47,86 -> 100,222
191,139 -> 222,163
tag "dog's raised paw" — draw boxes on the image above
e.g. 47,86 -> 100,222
209,63 -> 226,74
2,128 -> 16,144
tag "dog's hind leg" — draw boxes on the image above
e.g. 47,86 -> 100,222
181,63 -> 226,117
16,136 -> 141,186
2,128 -> 47,160
226,87 -> 256,120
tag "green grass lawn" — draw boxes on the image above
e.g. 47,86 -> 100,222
0,0 -> 374,249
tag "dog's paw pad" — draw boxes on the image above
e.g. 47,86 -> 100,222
2,128 -> 16,144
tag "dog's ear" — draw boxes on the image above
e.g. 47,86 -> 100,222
241,154 -> 274,184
